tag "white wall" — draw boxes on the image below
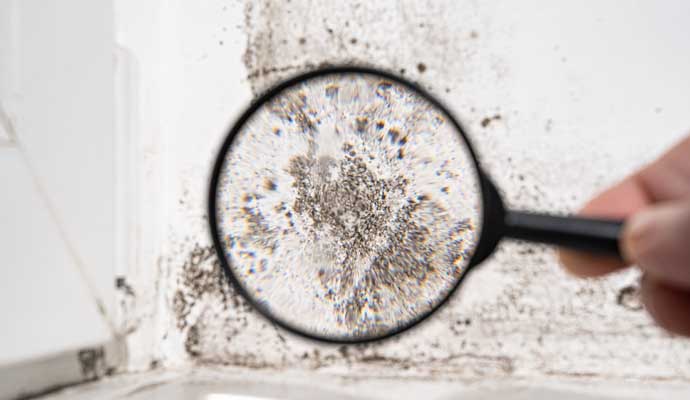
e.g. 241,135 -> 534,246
0,0 -> 115,368
113,0 -> 690,388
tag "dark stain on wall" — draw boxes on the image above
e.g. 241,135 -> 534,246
77,347 -> 106,380
480,114 -> 502,128
115,276 -> 136,297
173,244 -> 251,330
617,284 -> 643,311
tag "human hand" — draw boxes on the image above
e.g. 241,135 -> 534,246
559,135 -> 690,335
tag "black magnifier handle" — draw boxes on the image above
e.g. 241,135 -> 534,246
503,211 -> 624,258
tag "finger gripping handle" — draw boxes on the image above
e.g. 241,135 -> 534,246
503,211 -> 624,259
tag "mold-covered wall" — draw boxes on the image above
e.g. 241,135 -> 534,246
117,0 -> 690,384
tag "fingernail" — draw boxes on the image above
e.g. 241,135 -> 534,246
621,207 -> 657,264
622,203 -> 690,265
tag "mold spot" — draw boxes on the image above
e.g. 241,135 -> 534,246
173,243 -> 253,351
115,276 -> 135,297
481,114 -> 502,128
264,178 -> 277,191
355,116 -> 368,133
185,324 -> 201,357
417,63 -> 427,73
325,83 -> 339,98
77,347 -> 106,380
388,128 -> 400,144
617,285 -> 643,311
375,81 -> 393,98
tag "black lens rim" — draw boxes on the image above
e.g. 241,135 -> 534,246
208,65 -> 487,344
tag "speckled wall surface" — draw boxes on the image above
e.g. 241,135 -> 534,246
116,0 -> 690,385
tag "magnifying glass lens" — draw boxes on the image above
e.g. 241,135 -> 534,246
213,71 -> 483,341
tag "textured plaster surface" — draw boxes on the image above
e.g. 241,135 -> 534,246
115,0 -> 690,394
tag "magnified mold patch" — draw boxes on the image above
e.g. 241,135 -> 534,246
214,72 -> 482,340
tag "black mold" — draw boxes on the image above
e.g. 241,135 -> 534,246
77,347 -> 106,380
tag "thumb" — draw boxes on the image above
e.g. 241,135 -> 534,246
622,201 -> 690,288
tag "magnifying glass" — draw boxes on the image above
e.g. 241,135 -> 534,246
208,66 -> 623,343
